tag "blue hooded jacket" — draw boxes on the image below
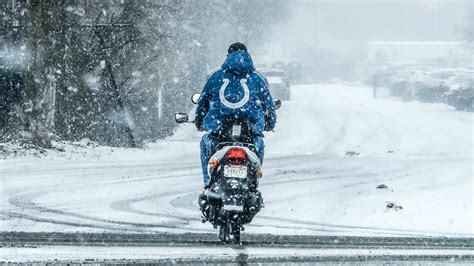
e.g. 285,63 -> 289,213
195,50 -> 276,136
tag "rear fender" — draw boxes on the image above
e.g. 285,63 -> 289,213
207,146 -> 261,178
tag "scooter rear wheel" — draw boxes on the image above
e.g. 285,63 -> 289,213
219,222 -> 231,243
219,219 -> 241,244
232,222 -> 241,244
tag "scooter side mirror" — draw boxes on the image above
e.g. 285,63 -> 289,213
175,113 -> 189,123
191,93 -> 201,104
274,99 -> 282,110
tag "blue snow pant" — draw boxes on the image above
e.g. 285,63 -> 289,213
200,133 -> 265,187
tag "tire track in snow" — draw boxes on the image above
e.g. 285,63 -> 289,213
2,151 -> 469,237
164,163 -> 436,236
2,162 -> 204,232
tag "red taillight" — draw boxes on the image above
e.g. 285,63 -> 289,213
226,148 -> 247,159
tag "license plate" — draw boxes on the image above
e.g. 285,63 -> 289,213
223,204 -> 244,211
223,165 -> 247,178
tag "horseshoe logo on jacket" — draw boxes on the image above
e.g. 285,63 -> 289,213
219,78 -> 250,109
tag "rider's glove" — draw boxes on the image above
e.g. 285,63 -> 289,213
264,122 -> 275,132
195,119 -> 204,131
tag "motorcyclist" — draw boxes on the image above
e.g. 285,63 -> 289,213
195,42 -> 277,192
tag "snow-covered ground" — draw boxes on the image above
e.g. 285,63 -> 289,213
0,83 -> 472,237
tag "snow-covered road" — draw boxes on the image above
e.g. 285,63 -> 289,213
1,83 -> 472,238
2,245 -> 473,264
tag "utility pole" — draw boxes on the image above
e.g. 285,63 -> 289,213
373,74 -> 378,99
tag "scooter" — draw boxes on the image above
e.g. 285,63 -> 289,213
175,94 -> 281,243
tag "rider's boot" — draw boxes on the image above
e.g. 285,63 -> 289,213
198,188 -> 210,222
243,190 -> 263,223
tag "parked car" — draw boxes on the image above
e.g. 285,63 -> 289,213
411,70 -> 447,103
258,68 -> 291,101
266,76 -> 291,101
444,71 -> 474,112
259,68 -> 291,88
271,61 -> 287,72
371,62 -> 473,111
385,66 -> 447,102
387,69 -> 417,99
286,61 -> 303,84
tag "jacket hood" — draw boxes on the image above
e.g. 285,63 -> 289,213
222,50 -> 255,76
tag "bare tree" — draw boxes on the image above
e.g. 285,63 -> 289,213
22,0 -> 64,148
1,0 -> 290,148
